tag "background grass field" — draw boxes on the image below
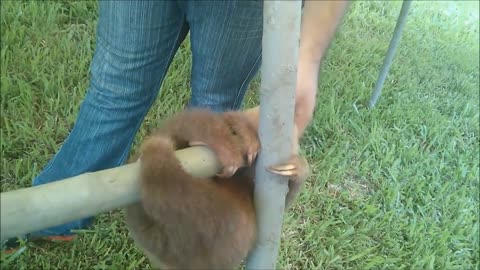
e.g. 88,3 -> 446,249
1,1 -> 479,269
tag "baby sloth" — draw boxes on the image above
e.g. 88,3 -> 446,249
125,107 -> 309,269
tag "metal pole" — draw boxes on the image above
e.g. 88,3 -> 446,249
368,0 -> 412,108
0,146 -> 221,242
245,1 -> 302,269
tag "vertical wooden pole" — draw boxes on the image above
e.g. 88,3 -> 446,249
245,1 -> 302,269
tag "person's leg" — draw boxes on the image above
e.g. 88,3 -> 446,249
185,0 -> 263,112
30,1 -> 189,237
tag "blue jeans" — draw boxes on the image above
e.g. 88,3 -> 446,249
31,0 -> 263,236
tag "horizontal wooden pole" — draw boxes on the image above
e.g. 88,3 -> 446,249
0,146 -> 222,242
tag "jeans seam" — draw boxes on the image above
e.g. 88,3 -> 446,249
115,18 -> 189,167
231,52 -> 262,109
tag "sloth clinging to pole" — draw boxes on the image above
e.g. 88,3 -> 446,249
124,106 -> 310,269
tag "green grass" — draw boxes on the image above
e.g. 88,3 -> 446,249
1,1 -> 479,269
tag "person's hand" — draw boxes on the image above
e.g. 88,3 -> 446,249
294,0 -> 350,136
295,88 -> 315,137
294,59 -> 320,137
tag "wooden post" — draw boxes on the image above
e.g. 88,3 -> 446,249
0,146 -> 221,242
245,1 -> 302,269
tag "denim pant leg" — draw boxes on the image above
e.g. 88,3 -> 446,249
30,1 -> 189,236
185,0 -> 263,112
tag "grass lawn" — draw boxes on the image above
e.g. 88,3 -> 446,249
1,1 -> 478,269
